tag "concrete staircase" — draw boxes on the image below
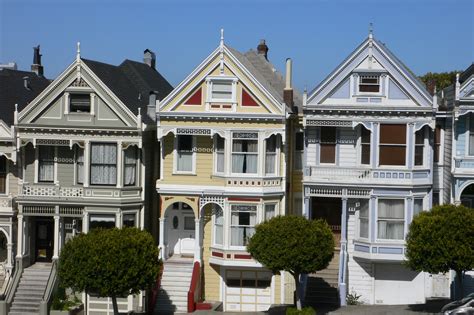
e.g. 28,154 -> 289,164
304,251 -> 340,307
154,256 -> 193,314
9,263 -> 52,315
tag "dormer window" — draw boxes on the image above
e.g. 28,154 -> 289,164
359,75 -> 380,93
206,77 -> 237,108
70,94 -> 91,113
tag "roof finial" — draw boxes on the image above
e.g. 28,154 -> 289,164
369,22 -> 373,40
220,28 -> 224,48
76,42 -> 81,62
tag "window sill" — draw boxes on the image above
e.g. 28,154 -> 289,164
172,172 -> 197,176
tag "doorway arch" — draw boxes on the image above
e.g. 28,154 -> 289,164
460,183 -> 474,208
165,202 -> 196,258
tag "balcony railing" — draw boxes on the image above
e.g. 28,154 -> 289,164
305,166 -> 430,184
19,184 -> 141,199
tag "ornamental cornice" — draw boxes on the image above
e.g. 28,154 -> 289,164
158,112 -> 285,123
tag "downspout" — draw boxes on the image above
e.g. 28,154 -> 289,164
338,190 -> 348,306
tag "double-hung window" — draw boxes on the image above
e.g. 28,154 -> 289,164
38,146 -> 54,182
124,146 -> 137,186
90,143 -> 117,185
176,135 -> 194,172
379,124 -> 406,166
377,199 -> 405,240
265,135 -> 277,175
295,132 -> 304,170
76,147 -> 84,184
230,205 -> 257,246
0,157 -> 6,194
211,81 -> 233,102
213,206 -> 224,246
320,127 -> 336,164
469,115 -> 474,156
361,127 -> 371,165
215,135 -> 225,174
414,128 -> 425,166
359,200 -> 369,238
69,94 -> 91,113
359,75 -> 380,93
232,133 -> 258,174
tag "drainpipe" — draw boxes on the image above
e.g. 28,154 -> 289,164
338,192 -> 348,306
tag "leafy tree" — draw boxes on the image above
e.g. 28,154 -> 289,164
405,205 -> 474,298
247,216 -> 334,309
58,228 -> 161,315
419,71 -> 459,92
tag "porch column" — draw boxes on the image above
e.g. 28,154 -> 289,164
84,140 -> 90,187
6,242 -> 12,271
53,206 -> 60,260
83,211 -> 89,233
159,218 -> 166,260
194,218 -> 202,263
303,194 -> 310,219
16,214 -> 23,259
116,141 -> 123,188
338,197 -> 348,306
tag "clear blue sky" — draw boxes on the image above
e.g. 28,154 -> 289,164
1,0 -> 473,91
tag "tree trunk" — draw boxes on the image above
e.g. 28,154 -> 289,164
112,295 -> 119,315
293,273 -> 302,310
456,270 -> 464,299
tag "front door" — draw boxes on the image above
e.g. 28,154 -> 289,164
311,197 -> 342,246
35,219 -> 54,262
167,202 -> 195,257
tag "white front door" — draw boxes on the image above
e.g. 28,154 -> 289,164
167,203 -> 195,257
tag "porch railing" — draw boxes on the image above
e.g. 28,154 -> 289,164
187,261 -> 201,313
306,167 -> 430,183
20,184 -> 83,198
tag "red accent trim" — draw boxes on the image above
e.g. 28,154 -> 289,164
228,197 -> 260,202
212,251 -> 224,258
222,104 -> 232,108
187,261 -> 201,313
148,264 -> 163,313
227,254 -> 231,258
184,88 -> 202,105
242,89 -> 259,106
196,302 -> 213,310
234,254 -> 252,259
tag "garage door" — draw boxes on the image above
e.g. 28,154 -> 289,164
224,270 -> 272,312
374,263 -> 425,305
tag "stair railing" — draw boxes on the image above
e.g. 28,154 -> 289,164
147,263 -> 164,315
39,260 -> 58,315
0,258 -> 23,313
187,261 -> 201,313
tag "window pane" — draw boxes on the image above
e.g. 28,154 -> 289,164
123,213 -> 136,227
264,204 -> 276,221
124,146 -> 137,186
321,127 -> 336,143
70,94 -> 91,113
232,139 -> 258,174
380,124 -> 406,144
39,146 -> 54,182
265,136 -> 276,174
178,135 -> 193,151
90,144 -> 117,185
377,199 -> 405,240
379,146 -> 406,166
214,206 -> 223,245
230,205 -> 257,246
320,144 -> 336,163
212,82 -> 232,100
469,133 -> 474,156
415,146 -> 424,166
378,199 -> 404,219
359,200 -> 369,238
413,199 -> 423,217
177,136 -> 193,172
76,147 -> 84,184
89,215 -> 115,230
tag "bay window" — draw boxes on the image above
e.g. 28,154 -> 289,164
359,200 -> 369,238
90,143 -> 117,185
414,128 -> 424,166
213,206 -> 223,246
230,205 -> 257,246
232,133 -> 258,174
122,213 -> 136,227
176,135 -> 194,172
0,157 -> 6,194
89,214 -> 115,230
377,199 -> 405,240
76,147 -> 84,184
320,127 -> 336,164
38,146 -> 55,182
361,127 -> 371,165
215,135 -> 225,173
124,146 -> 137,186
379,124 -> 406,166
413,198 -> 423,217
265,135 -> 277,175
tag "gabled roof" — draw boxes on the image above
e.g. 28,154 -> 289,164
0,69 -> 50,126
82,58 -> 173,120
460,63 -> 474,84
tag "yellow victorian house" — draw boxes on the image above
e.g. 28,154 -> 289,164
154,31 -> 302,312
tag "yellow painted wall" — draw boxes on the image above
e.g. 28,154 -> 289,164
283,272 -> 296,305
202,205 -> 221,301
274,274 -> 281,304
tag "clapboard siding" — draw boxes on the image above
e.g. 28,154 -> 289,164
57,146 -> 74,186
306,127 -> 318,166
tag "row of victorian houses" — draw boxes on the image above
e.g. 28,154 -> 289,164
0,31 -> 472,314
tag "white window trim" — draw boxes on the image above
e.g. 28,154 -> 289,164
123,145 -> 138,187
230,132 -> 259,177
212,205 -> 224,248
466,115 -> 474,157
228,203 -> 259,250
64,88 -> 95,116
205,76 -> 238,111
318,127 -> 338,166
414,127 -> 427,168
375,197 -> 406,243
377,124 -> 409,169
357,200 -> 370,240
122,210 -> 139,228
434,125 -> 444,165
173,135 -> 196,175
213,135 -> 225,176
264,135 -> 279,176
34,145 -> 57,184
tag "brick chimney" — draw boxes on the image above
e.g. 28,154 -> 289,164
257,39 -> 269,60
31,45 -> 44,76
283,58 -> 294,107
426,78 -> 436,96
143,49 -> 156,69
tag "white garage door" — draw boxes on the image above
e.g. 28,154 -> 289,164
224,270 -> 272,312
374,263 -> 425,305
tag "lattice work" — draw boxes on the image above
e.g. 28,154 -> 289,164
22,185 -> 57,197
23,206 -> 55,215
176,128 -> 211,135
347,189 -> 371,197
200,195 -> 225,210
36,139 -> 70,146
309,187 -> 343,197
306,120 -> 352,127
60,207 -> 84,216
59,187 -> 83,198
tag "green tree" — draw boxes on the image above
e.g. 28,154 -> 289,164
58,228 -> 161,315
419,71 -> 459,92
247,216 -> 334,309
405,204 -> 474,298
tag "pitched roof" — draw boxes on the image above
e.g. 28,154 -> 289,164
226,45 -> 302,111
460,63 -> 474,84
0,69 -> 50,126
82,58 -> 173,120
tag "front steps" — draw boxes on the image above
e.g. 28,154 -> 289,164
9,263 -> 52,315
304,251 -> 340,307
154,256 -> 193,314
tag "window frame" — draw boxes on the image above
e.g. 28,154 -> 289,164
229,204 -> 257,248
263,203 -> 277,221
294,131 -> 304,171
173,135 -> 196,174
75,146 -> 84,185
231,132 -> 259,175
69,93 -> 91,114
206,76 -> 237,104
89,142 -> 117,186
468,115 -> 474,156
212,205 -> 224,247
434,125 -> 442,163
264,135 -> 278,176
88,214 -> 116,231
358,199 -> 369,239
38,146 -> 55,183
319,127 -> 337,165
378,124 -> 407,167
358,75 -> 381,94
122,211 -> 137,228
214,135 -> 225,175
376,198 -> 406,241
413,197 -> 424,219
360,126 -> 371,165
123,146 -> 138,186
414,127 -> 425,167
